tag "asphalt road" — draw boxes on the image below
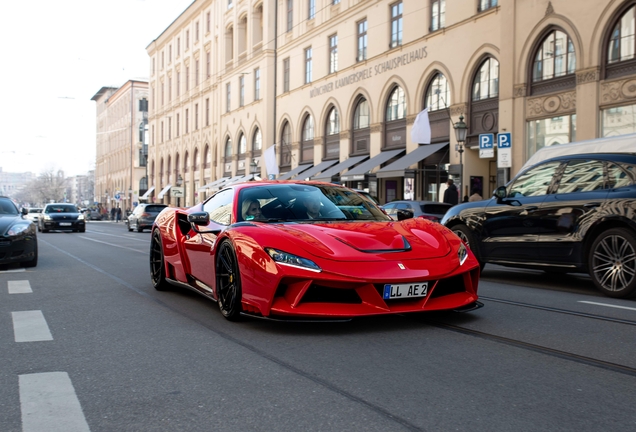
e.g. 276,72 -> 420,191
1,221 -> 635,432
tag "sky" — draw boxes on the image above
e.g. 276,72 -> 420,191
0,0 -> 194,177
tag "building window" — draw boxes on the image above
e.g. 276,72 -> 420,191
186,66 -> 190,91
177,37 -> 180,57
305,47 -> 313,84
161,51 -> 164,69
254,68 -> 260,100
226,83 -> 231,113
161,82 -> 164,105
533,30 -> 576,82
206,52 -> 211,78
196,21 -> 200,41
333,0 -> 340,4
195,60 -> 200,86
301,115 -> 314,162
329,34 -> 338,74
195,104 -> 199,130
602,104 -> 636,137
325,107 -> 340,159
386,86 -> 406,121
357,19 -> 367,62
185,109 -> 189,134
239,134 -> 247,154
168,117 -> 172,140
176,113 -> 180,137
205,98 -> 210,126
472,57 -> 499,101
206,12 -> 211,33
186,30 -> 190,49
527,115 -> 576,160
308,0 -> 315,20
228,0 -> 233,10
425,73 -> 450,111
161,121 -> 164,143
168,77 -> 172,102
354,99 -> 370,130
281,122 -> 292,167
253,128 -> 262,152
239,76 -> 245,107
431,0 -> 445,32
168,45 -> 172,63
177,71 -> 181,96
327,107 -> 340,135
283,58 -> 290,92
608,5 -> 636,63
478,0 -> 498,12
287,0 -> 293,32
390,1 -> 403,48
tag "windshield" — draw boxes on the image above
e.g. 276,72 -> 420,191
237,184 -> 391,222
46,205 -> 79,213
0,199 -> 19,215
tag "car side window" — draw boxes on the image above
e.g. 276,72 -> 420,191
508,161 -> 561,197
202,189 -> 234,225
555,159 -> 605,193
396,203 -> 409,210
607,163 -> 634,188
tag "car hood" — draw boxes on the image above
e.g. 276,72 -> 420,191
262,218 -> 451,261
44,212 -> 81,220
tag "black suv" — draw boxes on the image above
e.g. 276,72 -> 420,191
442,153 -> 636,298
126,204 -> 168,232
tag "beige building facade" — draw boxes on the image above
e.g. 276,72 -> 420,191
146,0 -> 636,206
92,81 -> 150,211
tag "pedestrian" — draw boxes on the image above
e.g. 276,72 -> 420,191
116,207 -> 122,223
110,207 -> 116,221
443,179 -> 458,205
469,188 -> 483,202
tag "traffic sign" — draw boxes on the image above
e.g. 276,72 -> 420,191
114,193 -> 121,201
479,134 -> 494,158
497,132 -> 512,168
171,187 -> 184,198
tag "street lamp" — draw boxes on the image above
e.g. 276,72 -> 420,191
176,174 -> 183,207
453,115 -> 468,194
250,159 -> 259,178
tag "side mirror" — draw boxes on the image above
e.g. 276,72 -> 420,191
187,212 -> 222,235
494,186 -> 507,200
396,209 -> 414,221
21,208 -> 28,216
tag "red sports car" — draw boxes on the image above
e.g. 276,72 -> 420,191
150,181 -> 481,321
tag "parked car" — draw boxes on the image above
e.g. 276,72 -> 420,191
442,152 -> 636,298
150,181 -> 481,321
24,208 -> 43,223
382,200 -> 453,222
126,204 -> 168,232
38,203 -> 86,233
0,196 -> 37,267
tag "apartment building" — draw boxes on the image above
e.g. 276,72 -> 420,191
146,0 -> 636,205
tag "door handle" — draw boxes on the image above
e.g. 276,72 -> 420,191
584,202 -> 601,208
525,206 -> 538,212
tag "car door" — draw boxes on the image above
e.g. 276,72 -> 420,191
480,160 -> 561,263
537,159 -> 609,266
183,188 -> 233,291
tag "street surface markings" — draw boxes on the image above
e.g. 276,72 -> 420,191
76,236 -> 147,253
8,280 -> 32,294
578,300 -> 636,312
0,268 -> 25,274
12,311 -> 53,342
20,372 -> 91,432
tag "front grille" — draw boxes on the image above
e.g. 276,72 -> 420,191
430,275 -> 465,298
0,240 -> 11,247
301,285 -> 362,304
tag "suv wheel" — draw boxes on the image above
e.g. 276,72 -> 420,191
589,228 -> 636,298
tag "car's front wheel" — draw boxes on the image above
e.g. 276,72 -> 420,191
215,240 -> 242,321
150,230 -> 170,291
22,243 -> 38,268
589,228 -> 636,298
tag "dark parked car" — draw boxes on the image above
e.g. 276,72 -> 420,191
126,204 -> 168,232
38,203 -> 86,233
0,196 -> 37,267
382,200 -> 453,222
442,152 -> 636,298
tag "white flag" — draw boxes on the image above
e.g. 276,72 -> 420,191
411,108 -> 431,144
264,145 -> 279,176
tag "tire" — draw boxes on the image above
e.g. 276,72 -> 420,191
128,226 -> 133,232
451,224 -> 484,270
137,226 -> 144,233
42,228 -> 49,233
37,225 -> 41,233
22,243 -> 38,268
589,228 -> 636,298
150,230 -> 170,291
79,228 -> 85,233
215,240 -> 243,321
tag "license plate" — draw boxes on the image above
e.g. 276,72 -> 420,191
59,222 -> 72,226
383,282 -> 428,300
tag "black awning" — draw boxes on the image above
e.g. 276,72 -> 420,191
277,163 -> 313,180
340,149 -> 405,181
376,143 -> 448,178
310,155 -> 369,182
294,159 -> 339,180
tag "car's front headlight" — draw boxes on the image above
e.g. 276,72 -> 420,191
77,214 -> 85,221
457,243 -> 468,266
43,214 -> 52,221
265,248 -> 322,272
7,224 -> 30,236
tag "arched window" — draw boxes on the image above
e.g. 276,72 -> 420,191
238,133 -> 247,154
175,153 -> 180,180
608,5 -> 636,64
425,73 -> 450,111
301,115 -> 314,162
252,128 -> 262,153
472,58 -> 499,101
184,151 -> 189,173
167,156 -> 172,183
280,121 -> 292,168
533,30 -> 576,82
325,107 -> 340,159
386,86 -> 406,121
352,97 -> 370,154
193,148 -> 199,171
224,138 -> 232,158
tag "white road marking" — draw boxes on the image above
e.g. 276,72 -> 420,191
0,268 -> 25,274
12,311 -> 53,342
20,372 -> 91,432
8,280 -> 32,294
578,301 -> 636,311
77,236 -> 147,253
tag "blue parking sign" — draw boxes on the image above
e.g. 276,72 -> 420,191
479,134 -> 494,158
498,133 -> 511,148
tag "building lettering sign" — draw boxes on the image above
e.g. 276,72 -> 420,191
310,46 -> 428,98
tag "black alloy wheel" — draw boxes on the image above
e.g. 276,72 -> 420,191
589,228 -> 636,298
215,240 -> 242,321
150,230 -> 170,291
